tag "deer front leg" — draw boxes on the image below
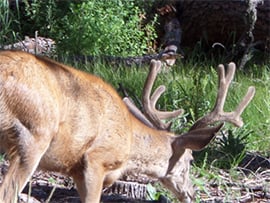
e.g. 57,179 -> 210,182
0,120 -> 52,203
72,147 -> 125,203
72,152 -> 106,203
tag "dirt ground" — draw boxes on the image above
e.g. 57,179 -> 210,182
1,152 -> 270,203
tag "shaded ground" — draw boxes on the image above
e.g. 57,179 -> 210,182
1,152 -> 269,203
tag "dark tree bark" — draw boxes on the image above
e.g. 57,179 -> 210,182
172,0 -> 269,49
156,0 -> 270,68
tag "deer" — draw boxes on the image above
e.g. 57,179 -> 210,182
0,50 -> 255,203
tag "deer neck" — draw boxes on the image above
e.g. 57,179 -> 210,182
123,118 -> 174,182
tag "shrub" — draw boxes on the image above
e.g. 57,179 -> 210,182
22,0 -> 79,37
54,0 -> 157,56
2,0 -> 157,57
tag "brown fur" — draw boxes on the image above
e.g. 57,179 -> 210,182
0,50 -> 223,203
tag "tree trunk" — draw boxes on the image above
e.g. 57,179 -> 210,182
175,0 -> 269,47
156,0 -> 269,68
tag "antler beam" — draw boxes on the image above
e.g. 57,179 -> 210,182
124,60 -> 184,130
142,60 -> 184,130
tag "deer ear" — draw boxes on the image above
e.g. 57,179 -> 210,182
175,123 -> 224,151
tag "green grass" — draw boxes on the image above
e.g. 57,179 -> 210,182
70,58 -> 269,155
241,70 -> 270,152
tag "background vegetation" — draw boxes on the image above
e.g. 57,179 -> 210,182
0,0 -> 269,201
0,0 -> 157,56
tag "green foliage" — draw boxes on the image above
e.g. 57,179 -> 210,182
194,127 -> 252,169
21,0 -> 78,37
0,0 -> 20,45
147,183 -> 177,202
23,0 -> 58,36
241,64 -> 270,152
220,129 -> 247,156
146,183 -> 160,200
55,0 -> 157,56
191,165 -> 249,202
1,0 -> 157,57
155,63 -> 218,133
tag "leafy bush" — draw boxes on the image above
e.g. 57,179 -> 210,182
23,0 -> 65,36
1,0 -> 157,57
55,0 -> 157,56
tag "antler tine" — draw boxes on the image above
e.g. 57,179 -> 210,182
142,60 -> 184,130
234,86 -> 255,121
190,62 -> 255,131
123,97 -> 155,128
214,63 -> 235,112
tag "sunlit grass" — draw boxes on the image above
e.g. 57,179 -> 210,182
71,58 -> 269,155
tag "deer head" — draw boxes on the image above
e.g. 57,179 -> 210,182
123,60 -> 255,202
0,50 -> 255,203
